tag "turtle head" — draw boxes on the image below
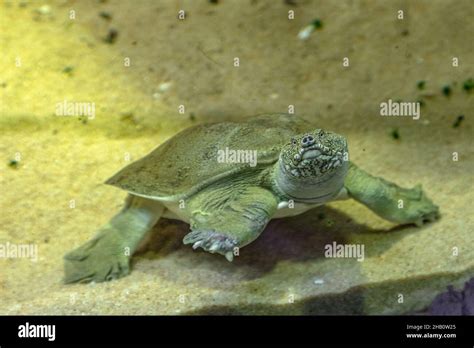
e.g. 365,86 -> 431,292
281,129 -> 348,178
276,129 -> 349,202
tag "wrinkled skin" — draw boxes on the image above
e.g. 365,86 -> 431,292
280,129 -> 348,179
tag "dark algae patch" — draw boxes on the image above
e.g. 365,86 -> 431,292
104,28 -> 118,44
452,115 -> 464,128
99,11 -> 112,21
463,78 -> 473,92
8,159 -> 19,169
78,116 -> 88,125
442,85 -> 452,97
311,19 -> 323,30
62,66 -> 74,75
390,128 -> 400,140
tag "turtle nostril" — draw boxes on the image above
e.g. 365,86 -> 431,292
301,135 -> 315,147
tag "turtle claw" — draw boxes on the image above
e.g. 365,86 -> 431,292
402,186 -> 440,227
414,208 -> 439,227
225,251 -> 234,262
183,229 -> 238,260
192,241 -> 203,250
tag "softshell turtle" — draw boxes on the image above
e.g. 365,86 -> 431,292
64,113 -> 439,283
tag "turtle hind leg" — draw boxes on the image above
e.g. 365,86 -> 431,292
64,195 -> 164,284
344,162 -> 439,226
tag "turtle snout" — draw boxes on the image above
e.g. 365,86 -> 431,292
301,134 -> 315,147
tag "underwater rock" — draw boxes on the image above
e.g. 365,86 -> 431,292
428,286 -> 464,315
462,278 -> 474,315
428,278 -> 474,315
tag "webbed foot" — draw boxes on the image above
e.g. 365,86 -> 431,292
394,184 -> 440,226
64,230 -> 130,283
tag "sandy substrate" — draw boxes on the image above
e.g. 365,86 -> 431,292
0,0 -> 472,314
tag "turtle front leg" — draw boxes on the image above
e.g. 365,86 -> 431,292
63,196 -> 163,283
344,162 -> 439,226
183,186 -> 278,261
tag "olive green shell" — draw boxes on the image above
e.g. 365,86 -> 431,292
105,114 -> 309,200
